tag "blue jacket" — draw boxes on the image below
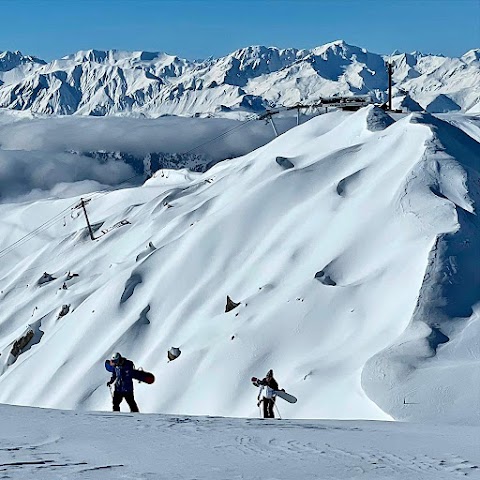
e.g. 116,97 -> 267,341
110,359 -> 135,393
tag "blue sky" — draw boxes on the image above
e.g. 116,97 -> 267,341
1,0 -> 478,60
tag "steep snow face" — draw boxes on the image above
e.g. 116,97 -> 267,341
0,51 -> 45,73
196,45 -> 304,88
392,92 -> 424,112
0,107 -> 478,425
363,113 -> 480,424
400,55 -> 480,114
0,41 -> 477,116
462,48 -> 480,65
442,113 -> 480,143
0,50 -> 46,85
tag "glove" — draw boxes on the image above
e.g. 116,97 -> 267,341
257,402 -> 261,407
107,381 -> 112,387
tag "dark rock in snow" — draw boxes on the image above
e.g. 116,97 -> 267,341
58,304 -> 70,318
10,329 -> 34,358
168,347 -> 181,361
276,157 -> 295,169
314,270 -> 337,286
37,272 -> 56,286
225,295 -> 241,312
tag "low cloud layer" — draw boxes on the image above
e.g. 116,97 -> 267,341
0,113 -> 297,159
0,149 -> 135,203
0,111 -> 300,203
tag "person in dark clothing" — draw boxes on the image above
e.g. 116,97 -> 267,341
107,352 -> 139,412
256,369 -> 283,418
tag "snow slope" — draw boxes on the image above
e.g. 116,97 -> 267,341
0,41 -> 477,117
0,403 -> 479,480
441,112 -> 480,143
363,113 -> 480,423
0,107 -> 478,425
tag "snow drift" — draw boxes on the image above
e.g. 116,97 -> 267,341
0,106 -> 478,425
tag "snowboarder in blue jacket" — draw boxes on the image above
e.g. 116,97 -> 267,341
107,352 -> 139,412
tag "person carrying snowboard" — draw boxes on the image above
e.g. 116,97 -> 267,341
253,369 -> 283,418
107,352 -> 139,412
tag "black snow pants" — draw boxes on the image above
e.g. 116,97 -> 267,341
263,397 -> 275,418
112,391 -> 139,412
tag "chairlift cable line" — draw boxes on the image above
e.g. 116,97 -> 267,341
0,115 -> 260,261
0,201 -> 79,260
0,190 -> 102,261
183,117 -> 257,155
0,90 -> 392,268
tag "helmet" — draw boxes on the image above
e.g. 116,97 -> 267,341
266,369 -> 273,378
111,352 -> 122,364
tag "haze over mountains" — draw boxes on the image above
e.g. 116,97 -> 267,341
0,40 -> 478,117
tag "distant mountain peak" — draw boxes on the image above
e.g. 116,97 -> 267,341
324,39 -> 348,47
0,41 -> 476,116
0,50 -> 46,73
310,40 -> 361,58
462,49 -> 480,64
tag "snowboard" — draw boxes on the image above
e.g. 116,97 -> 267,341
132,369 -> 155,384
274,390 -> 297,404
105,360 -> 155,384
251,377 -> 297,403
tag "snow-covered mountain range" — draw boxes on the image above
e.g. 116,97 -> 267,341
0,106 -> 479,425
0,40 -> 478,117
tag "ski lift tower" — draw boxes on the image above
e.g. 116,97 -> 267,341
387,60 -> 393,111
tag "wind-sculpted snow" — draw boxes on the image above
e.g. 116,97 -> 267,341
0,40 -> 478,117
0,107 -> 478,426
362,114 -> 480,424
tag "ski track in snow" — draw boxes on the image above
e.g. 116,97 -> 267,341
0,404 -> 479,480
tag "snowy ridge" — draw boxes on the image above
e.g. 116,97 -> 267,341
0,40 -> 478,116
0,50 -> 46,86
362,114 -> 480,423
0,106 -> 478,424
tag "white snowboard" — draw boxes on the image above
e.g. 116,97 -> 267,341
274,390 -> 297,403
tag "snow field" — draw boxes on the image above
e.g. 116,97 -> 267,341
0,404 -> 479,480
